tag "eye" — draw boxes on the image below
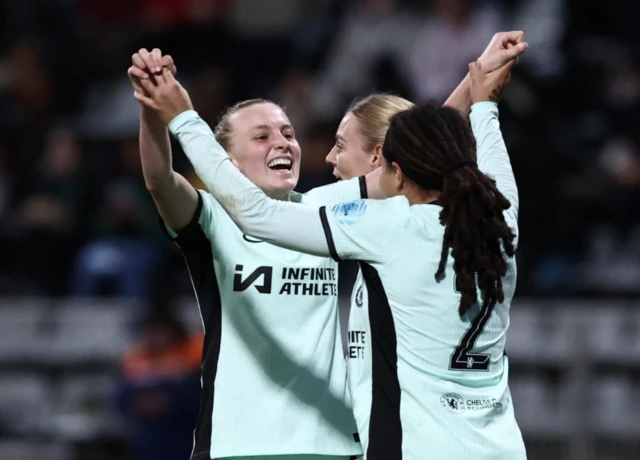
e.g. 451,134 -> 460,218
283,131 -> 294,140
255,134 -> 268,141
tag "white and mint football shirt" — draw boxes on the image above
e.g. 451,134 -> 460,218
164,179 -> 364,459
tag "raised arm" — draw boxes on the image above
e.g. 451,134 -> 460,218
467,61 -> 519,219
132,70 -> 333,256
444,31 -> 528,117
129,49 -> 199,231
355,32 -> 529,202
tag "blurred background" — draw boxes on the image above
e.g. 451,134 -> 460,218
0,0 -> 638,459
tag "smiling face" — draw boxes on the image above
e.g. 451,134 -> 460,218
325,112 -> 376,180
224,102 -> 301,200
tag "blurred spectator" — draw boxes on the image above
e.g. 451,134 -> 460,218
0,0 -> 637,297
0,144 -> 9,221
406,0 -> 502,103
70,139 -> 165,301
296,121 -> 337,193
189,66 -> 231,128
313,0 -> 414,118
510,0 -> 566,79
274,67 -> 317,141
2,128 -> 87,295
116,309 -> 203,460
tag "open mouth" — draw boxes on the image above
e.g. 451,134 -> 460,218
268,158 -> 292,172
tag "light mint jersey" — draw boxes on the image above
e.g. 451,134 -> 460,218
165,180 -> 363,459
167,101 -> 525,460
323,103 -> 525,460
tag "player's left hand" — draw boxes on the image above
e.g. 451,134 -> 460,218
476,31 -> 528,74
135,68 -> 194,125
129,48 -> 177,97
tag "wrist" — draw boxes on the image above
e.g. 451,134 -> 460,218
140,105 -> 164,123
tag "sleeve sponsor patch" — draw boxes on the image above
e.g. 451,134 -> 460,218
331,200 -> 367,226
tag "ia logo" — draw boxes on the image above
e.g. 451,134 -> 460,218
233,264 -> 272,293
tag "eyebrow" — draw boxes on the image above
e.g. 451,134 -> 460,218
251,124 -> 294,132
335,134 -> 347,144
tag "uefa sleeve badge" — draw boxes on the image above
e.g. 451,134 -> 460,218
331,200 -> 368,226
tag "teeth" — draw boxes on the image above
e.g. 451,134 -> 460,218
268,158 -> 292,168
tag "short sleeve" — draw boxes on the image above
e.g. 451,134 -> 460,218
161,190 -> 221,256
318,196 -> 408,264
303,176 -> 367,206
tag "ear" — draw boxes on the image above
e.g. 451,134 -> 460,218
370,143 -> 383,170
391,161 -> 405,191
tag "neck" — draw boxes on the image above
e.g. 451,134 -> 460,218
403,181 -> 440,206
266,190 -> 291,201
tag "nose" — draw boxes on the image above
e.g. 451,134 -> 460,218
274,132 -> 288,150
326,147 -> 337,166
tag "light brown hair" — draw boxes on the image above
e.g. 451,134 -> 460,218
347,94 -> 414,151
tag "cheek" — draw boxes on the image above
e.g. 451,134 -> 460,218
337,149 -> 356,168
233,146 -> 267,176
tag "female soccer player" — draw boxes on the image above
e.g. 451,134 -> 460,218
135,54 -> 526,459
129,33 -> 521,460
130,71 -> 364,460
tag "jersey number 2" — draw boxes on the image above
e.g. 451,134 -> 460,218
449,276 -> 495,371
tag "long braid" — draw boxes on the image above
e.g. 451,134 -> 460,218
385,104 -> 516,315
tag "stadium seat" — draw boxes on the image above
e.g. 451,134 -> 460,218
540,304 -> 583,362
505,304 -> 545,363
586,306 -> 635,364
0,373 -> 52,436
589,376 -> 639,436
0,440 -> 72,460
509,374 -> 572,436
0,300 -> 48,366
49,372 -> 124,441
46,300 -> 136,366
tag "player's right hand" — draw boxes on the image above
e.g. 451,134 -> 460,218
476,31 -> 528,74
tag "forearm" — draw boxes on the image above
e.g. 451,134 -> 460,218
140,106 -> 198,230
140,107 -> 175,191
168,111 -> 330,256
443,73 -> 472,118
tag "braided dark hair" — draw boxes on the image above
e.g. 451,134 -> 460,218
384,103 -> 516,315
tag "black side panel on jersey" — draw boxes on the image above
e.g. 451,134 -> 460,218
359,262 -> 402,460
172,195 -> 222,460
319,206 -> 341,262
359,175 -> 368,199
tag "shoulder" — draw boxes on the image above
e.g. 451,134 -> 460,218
328,196 -> 411,227
198,189 -> 224,212
302,177 -> 363,206
198,189 -> 234,226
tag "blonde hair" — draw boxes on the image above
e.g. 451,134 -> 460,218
347,94 -> 414,151
214,99 -> 282,151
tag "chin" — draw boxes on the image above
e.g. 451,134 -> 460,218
269,178 -> 297,198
